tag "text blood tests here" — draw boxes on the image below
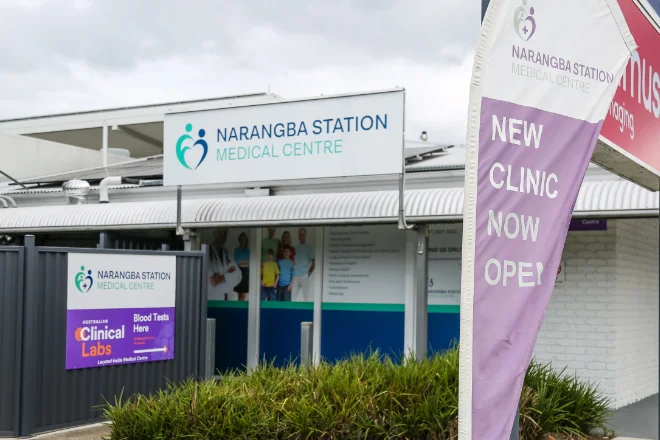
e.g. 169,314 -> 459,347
483,114 -> 556,288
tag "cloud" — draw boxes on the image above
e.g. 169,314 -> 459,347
0,0 -> 479,144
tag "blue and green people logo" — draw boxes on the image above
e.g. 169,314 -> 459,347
176,123 -> 208,170
75,266 -> 93,293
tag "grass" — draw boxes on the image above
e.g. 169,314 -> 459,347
102,347 -> 610,440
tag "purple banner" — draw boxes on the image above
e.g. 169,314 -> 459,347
470,99 -> 603,437
569,218 -> 607,231
65,307 -> 175,370
458,0 -> 635,438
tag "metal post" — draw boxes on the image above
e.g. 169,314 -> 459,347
183,233 -> 192,252
205,318 -> 216,379
247,227 -> 262,372
19,235 -> 36,436
198,243 -> 210,379
404,230 -> 417,359
102,120 -> 108,168
98,232 -> 110,249
300,322 -> 313,367
176,186 -> 183,236
397,89 -> 410,231
312,227 -> 324,366
413,225 -> 429,361
183,229 -> 199,252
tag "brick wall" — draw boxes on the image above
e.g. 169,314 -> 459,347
534,218 -> 659,409
613,218 -> 659,408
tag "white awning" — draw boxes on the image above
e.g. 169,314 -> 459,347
0,180 -> 656,232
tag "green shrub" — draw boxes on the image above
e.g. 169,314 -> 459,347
102,347 -> 610,440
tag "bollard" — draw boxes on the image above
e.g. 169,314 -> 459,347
300,322 -> 313,367
205,318 -> 216,379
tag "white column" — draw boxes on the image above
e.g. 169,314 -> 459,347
247,227 -> 262,372
404,226 -> 429,362
312,226 -> 325,366
102,120 -> 108,167
404,230 -> 417,359
412,225 -> 429,362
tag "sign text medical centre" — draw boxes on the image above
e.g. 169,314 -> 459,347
216,113 -> 389,161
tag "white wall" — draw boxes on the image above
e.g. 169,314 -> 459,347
614,218 -> 659,408
534,218 -> 659,409
0,132 -> 126,181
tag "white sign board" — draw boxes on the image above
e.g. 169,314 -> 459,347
164,90 -> 405,186
428,224 -> 463,305
67,253 -> 176,311
322,225 -> 405,304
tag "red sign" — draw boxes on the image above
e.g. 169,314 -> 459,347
601,0 -> 660,172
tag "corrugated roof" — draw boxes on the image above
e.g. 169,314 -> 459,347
0,180 -> 655,232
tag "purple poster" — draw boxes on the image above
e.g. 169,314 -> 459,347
66,307 -> 175,369
66,253 -> 177,370
458,0 -> 636,439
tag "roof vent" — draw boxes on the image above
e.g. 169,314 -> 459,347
107,148 -> 131,158
62,179 -> 90,205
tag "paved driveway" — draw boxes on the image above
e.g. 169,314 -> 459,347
610,394 -> 658,440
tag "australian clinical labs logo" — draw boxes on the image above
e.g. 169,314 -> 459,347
514,0 -> 537,42
176,123 -> 208,170
75,266 -> 94,293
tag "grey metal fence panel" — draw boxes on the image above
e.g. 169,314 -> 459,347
0,247 -> 24,437
19,245 -> 206,436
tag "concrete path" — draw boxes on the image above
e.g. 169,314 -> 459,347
9,423 -> 111,439
611,394 -> 658,440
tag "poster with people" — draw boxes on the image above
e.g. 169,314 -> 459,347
202,228 -> 251,301
202,226 -> 318,303
260,226 -> 317,303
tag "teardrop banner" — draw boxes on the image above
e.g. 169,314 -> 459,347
458,1 -> 636,439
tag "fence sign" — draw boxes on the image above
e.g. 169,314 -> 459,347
458,0 -> 636,439
66,253 -> 177,369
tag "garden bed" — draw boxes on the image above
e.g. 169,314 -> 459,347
103,347 -> 611,439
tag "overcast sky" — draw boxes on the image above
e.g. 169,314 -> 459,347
0,0 -> 480,144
